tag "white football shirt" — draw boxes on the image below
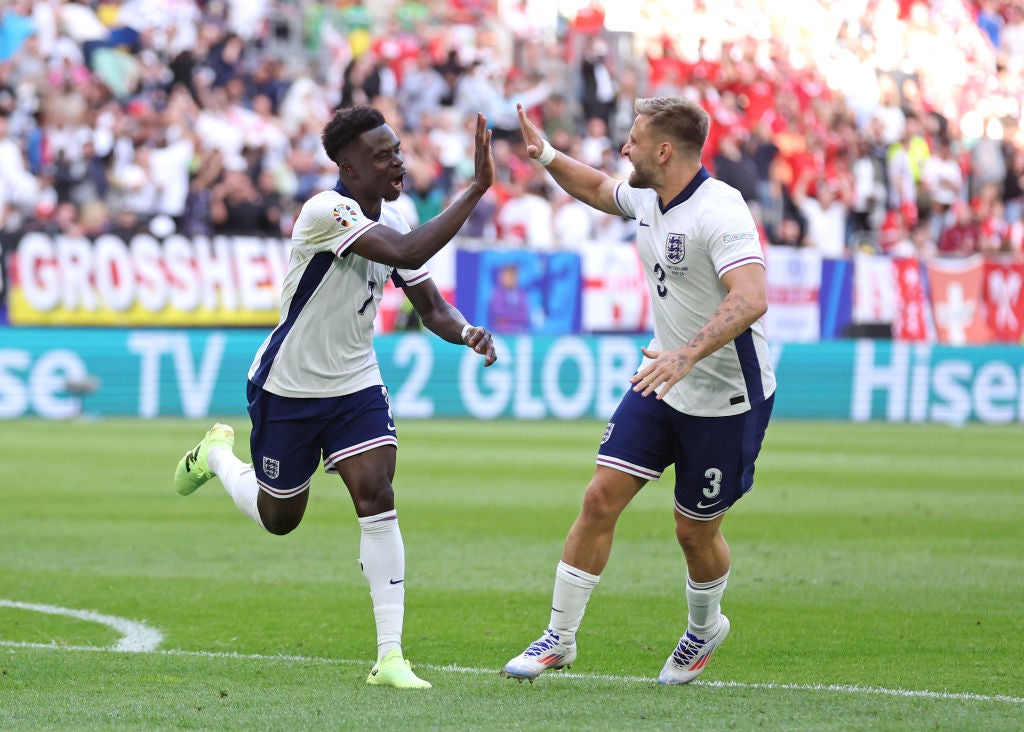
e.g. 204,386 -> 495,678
613,168 -> 776,416
248,187 -> 429,397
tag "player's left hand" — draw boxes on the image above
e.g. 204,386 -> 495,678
631,346 -> 692,399
464,326 -> 497,366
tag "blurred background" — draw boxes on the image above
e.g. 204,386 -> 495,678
2,0 -> 1023,424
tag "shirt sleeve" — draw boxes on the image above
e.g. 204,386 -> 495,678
304,195 -> 379,256
612,181 -> 637,219
393,266 -> 431,287
703,191 -> 764,278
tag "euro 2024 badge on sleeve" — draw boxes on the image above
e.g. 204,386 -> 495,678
333,203 -> 362,228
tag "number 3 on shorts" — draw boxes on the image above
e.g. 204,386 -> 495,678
703,467 -> 723,500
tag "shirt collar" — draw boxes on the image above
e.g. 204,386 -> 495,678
660,165 -> 710,214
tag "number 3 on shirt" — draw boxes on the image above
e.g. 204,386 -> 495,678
653,263 -> 668,298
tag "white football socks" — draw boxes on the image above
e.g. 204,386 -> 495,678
208,447 -> 265,529
549,561 -> 600,645
686,569 -> 730,638
358,510 -> 406,660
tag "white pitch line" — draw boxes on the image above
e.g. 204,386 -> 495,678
2,640 -> 1022,706
0,600 -> 162,652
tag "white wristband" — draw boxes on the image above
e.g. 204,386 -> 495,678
536,139 -> 556,167
461,323 -> 474,342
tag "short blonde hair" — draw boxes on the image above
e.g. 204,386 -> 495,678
634,96 -> 709,160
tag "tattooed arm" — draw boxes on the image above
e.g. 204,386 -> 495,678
631,263 -> 768,399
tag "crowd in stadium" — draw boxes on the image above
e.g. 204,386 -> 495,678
1,0 -> 1023,259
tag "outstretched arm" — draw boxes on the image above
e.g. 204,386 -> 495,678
348,113 -> 494,269
631,263 -> 768,399
404,280 -> 497,366
517,103 -> 621,215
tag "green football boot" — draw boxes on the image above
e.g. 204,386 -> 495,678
366,649 -> 432,689
174,423 -> 235,496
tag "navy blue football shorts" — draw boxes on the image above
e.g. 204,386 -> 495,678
596,387 -> 774,521
245,382 -> 398,499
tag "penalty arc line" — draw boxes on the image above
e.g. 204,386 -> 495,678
2,640 -> 1022,707
0,599 -> 162,652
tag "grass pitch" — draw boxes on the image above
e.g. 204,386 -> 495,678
1,417 -> 1022,730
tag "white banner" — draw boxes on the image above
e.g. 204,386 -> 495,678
852,252 -> 897,324
580,243 -> 652,332
764,245 -> 822,342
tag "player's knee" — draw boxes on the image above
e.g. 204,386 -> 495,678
673,515 -> 721,552
579,483 -> 620,524
352,485 -> 395,518
256,498 -> 306,536
261,513 -> 302,536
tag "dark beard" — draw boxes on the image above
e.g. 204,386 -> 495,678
628,168 -> 650,188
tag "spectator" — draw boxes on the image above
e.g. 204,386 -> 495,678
404,157 -> 447,226
712,129 -> 759,204
494,171 -> 553,249
579,38 -> 616,129
540,93 -> 577,142
0,109 -> 40,227
889,219 -> 937,260
551,187 -> 596,249
208,167 -> 265,235
849,138 -> 885,238
0,0 -> 37,63
937,201 -> 984,256
793,171 -> 850,258
969,118 -> 1007,198
975,0 -> 1004,50
1003,139 -> 1024,225
579,116 -> 612,168
396,49 -> 448,131
340,50 -> 397,108
919,137 -> 964,241
1000,4 -> 1024,70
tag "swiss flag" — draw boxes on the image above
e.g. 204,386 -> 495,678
983,260 -> 1024,343
926,256 -> 991,345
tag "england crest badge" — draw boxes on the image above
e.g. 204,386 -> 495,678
666,233 -> 686,264
601,422 -> 615,444
262,456 -> 280,479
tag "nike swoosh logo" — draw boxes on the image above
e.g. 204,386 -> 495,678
389,578 -> 404,585
386,423 -> 396,432
696,500 -> 721,509
184,450 -> 198,473
551,607 -> 563,613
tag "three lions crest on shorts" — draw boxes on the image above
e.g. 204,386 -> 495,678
262,456 -> 281,479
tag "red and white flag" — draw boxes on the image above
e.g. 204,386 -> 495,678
892,257 -> 932,341
926,256 -> 991,345
983,259 -> 1024,343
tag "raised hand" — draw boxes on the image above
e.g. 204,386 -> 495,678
472,113 -> 495,191
517,103 -> 544,161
